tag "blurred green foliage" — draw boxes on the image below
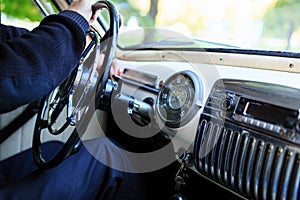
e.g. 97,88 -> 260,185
263,0 -> 300,50
113,0 -> 155,27
1,0 -> 153,24
1,0 -> 43,21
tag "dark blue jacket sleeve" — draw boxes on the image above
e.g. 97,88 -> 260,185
0,25 -> 29,40
0,10 -> 90,114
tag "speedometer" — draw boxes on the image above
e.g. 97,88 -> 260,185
168,84 -> 188,110
157,70 -> 203,128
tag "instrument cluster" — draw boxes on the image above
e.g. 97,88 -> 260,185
156,70 -> 203,128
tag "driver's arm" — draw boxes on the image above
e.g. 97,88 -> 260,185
0,0 -> 95,114
0,25 -> 29,40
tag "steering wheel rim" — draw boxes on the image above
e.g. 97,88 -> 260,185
32,0 -> 119,169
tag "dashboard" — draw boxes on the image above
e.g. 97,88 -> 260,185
110,50 -> 300,199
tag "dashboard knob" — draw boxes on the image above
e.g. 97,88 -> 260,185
221,97 -> 233,111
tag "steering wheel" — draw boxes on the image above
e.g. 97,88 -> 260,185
32,0 -> 120,169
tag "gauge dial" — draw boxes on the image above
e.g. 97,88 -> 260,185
157,71 -> 202,128
168,85 -> 188,110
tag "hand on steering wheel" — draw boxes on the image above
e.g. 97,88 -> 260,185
32,0 -> 120,169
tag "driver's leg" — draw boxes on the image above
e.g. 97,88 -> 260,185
0,140 -> 63,187
0,137 -> 149,200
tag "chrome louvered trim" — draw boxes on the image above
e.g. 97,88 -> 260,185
194,118 -> 300,200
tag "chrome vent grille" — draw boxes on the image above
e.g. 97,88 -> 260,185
194,118 -> 300,200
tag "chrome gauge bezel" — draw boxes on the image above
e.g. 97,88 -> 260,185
156,70 -> 203,128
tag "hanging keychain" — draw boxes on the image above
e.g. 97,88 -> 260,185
174,151 -> 193,192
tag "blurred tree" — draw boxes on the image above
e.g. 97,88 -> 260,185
143,0 -> 158,43
113,0 -> 159,43
148,0 -> 158,26
1,0 -> 42,21
263,0 -> 300,50
113,0 -> 158,27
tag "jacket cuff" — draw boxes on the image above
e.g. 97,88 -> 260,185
59,10 -> 90,33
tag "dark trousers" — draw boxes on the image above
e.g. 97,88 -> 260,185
0,137 -> 151,200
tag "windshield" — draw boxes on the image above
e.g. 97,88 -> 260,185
112,0 -> 300,52
1,0 -> 300,52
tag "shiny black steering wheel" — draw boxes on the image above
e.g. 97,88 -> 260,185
33,0 -> 119,169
